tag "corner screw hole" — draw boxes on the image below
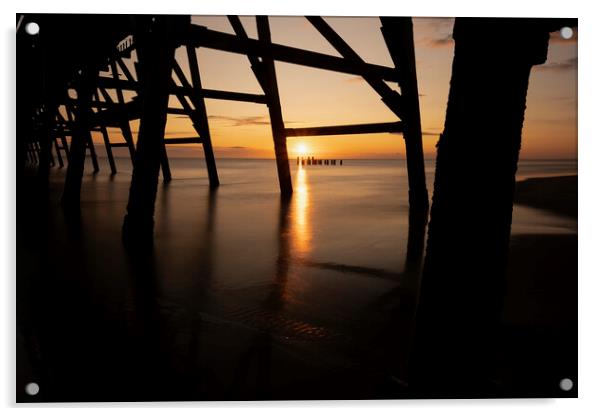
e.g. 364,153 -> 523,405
559,378 -> 573,391
25,22 -> 40,36
25,382 -> 40,396
560,27 -> 573,40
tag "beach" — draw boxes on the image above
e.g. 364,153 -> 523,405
17,158 -> 577,400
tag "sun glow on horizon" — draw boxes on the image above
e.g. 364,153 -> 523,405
296,143 -> 309,156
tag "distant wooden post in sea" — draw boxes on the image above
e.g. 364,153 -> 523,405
295,156 -> 345,167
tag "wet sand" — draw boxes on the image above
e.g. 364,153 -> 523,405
514,175 -> 577,218
498,175 -> 577,396
17,160 -> 577,401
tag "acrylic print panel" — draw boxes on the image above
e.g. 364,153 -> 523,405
16,14 -> 577,402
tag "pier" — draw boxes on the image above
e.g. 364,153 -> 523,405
18,14 -> 429,242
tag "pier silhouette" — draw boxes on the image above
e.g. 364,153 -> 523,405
18,14 -> 428,245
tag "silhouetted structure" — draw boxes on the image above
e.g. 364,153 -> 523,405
18,14 -> 428,244
410,18 -> 577,397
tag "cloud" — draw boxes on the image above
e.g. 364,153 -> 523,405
535,57 -> 577,72
164,130 -> 197,137
207,115 -> 303,127
414,17 -> 455,48
344,76 -> 364,84
429,34 -> 454,48
208,115 -> 271,126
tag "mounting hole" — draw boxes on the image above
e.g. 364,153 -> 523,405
560,27 -> 573,40
25,22 -> 40,36
559,378 -> 574,391
25,382 -> 40,396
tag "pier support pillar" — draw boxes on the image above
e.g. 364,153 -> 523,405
410,18 -> 567,395
36,104 -> 57,182
122,16 -> 183,246
60,70 -> 96,209
186,45 -> 220,188
380,17 -> 429,213
257,16 -> 293,196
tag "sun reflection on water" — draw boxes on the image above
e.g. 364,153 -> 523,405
292,164 -> 311,255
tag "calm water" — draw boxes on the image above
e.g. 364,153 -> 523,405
23,157 -> 577,400
48,157 -> 578,335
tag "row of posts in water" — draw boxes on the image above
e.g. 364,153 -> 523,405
296,157 -> 343,166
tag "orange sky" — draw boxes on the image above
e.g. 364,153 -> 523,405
91,16 -> 577,160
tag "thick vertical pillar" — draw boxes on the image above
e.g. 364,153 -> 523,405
132,58 -> 172,183
122,16 -> 183,246
60,70 -> 96,209
186,45 -> 220,188
410,18 -> 560,395
256,16 -> 293,196
380,17 -> 429,212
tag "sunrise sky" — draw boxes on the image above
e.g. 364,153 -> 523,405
100,16 -> 578,160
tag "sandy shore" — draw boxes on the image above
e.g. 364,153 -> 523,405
514,175 -> 577,218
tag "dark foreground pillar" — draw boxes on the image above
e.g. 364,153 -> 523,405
122,16 -> 184,247
410,18 -> 567,396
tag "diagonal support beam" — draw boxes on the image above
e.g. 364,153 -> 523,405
306,16 -> 405,120
227,15 -> 292,195
188,24 -> 400,82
